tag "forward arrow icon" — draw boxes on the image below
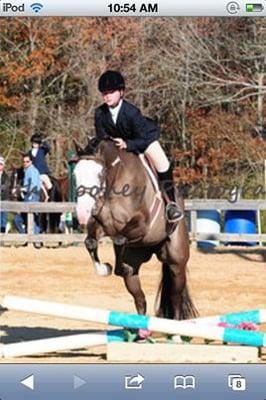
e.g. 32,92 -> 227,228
74,375 -> 86,390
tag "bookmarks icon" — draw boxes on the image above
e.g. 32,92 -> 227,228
174,375 -> 196,389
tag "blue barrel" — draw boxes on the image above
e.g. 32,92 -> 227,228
197,210 -> 221,249
224,210 -> 257,246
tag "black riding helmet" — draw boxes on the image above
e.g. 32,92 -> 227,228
98,70 -> 125,93
30,134 -> 42,144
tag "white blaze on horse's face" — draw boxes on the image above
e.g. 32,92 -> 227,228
74,159 -> 104,226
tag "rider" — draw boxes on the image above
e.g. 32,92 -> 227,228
28,134 -> 52,202
94,70 -> 183,223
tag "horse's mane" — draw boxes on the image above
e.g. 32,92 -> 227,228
82,137 -> 102,156
96,139 -> 121,165
78,138 -> 121,168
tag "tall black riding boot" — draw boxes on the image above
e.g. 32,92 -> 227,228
157,166 -> 184,223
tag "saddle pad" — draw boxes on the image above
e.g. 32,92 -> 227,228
138,154 -> 163,228
138,154 -> 160,194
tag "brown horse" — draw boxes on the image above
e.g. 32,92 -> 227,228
74,139 -> 197,320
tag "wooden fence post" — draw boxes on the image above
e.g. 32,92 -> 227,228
191,210 -> 197,249
27,212 -> 34,236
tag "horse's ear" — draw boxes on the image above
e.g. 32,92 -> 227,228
85,137 -> 101,154
73,139 -> 84,155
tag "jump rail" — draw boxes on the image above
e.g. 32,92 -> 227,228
0,330 -> 124,358
3,296 -> 266,347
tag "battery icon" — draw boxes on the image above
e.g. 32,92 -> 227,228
246,3 -> 264,11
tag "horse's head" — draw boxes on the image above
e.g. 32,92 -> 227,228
10,167 -> 24,200
73,140 -> 106,226
73,138 -> 122,226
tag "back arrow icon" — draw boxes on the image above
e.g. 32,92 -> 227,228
20,374 -> 34,390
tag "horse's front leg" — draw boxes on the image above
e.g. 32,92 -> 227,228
113,235 -> 134,277
84,219 -> 112,276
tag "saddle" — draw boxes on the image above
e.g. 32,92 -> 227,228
138,154 -> 178,236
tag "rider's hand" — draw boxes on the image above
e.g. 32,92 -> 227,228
113,138 -> 127,150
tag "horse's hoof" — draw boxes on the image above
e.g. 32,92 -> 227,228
94,262 -> 112,276
171,334 -> 183,344
115,263 -> 134,277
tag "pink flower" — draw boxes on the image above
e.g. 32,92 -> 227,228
217,322 -> 235,328
236,322 -> 258,331
138,329 -> 152,339
217,321 -> 258,331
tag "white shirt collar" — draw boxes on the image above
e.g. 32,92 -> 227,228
31,148 -> 38,157
108,99 -> 123,124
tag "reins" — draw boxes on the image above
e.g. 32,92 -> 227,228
93,151 -> 123,221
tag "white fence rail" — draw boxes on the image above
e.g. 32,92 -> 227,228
1,200 -> 266,245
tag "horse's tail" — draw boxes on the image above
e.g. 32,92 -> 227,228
50,177 -> 63,202
155,262 -> 198,320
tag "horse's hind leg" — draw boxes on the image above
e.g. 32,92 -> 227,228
114,245 -> 146,312
49,212 -> 61,234
124,274 -> 146,315
158,262 -> 189,320
157,257 -> 198,320
39,213 -> 47,234
121,247 -> 152,315
156,220 -> 198,320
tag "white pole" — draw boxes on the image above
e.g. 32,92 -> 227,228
1,330 -> 124,358
3,296 -> 266,347
3,295 -> 110,324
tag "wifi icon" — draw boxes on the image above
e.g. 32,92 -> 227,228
30,3 -> 43,13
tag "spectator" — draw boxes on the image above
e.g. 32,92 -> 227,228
14,154 -> 41,248
28,134 -> 52,202
0,156 -> 9,233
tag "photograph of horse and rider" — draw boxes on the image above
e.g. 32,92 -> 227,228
0,17 -> 266,362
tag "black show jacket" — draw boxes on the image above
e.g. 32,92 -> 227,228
94,100 -> 160,153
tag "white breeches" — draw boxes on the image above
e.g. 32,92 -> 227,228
40,174 -> 52,190
144,141 -> 170,173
